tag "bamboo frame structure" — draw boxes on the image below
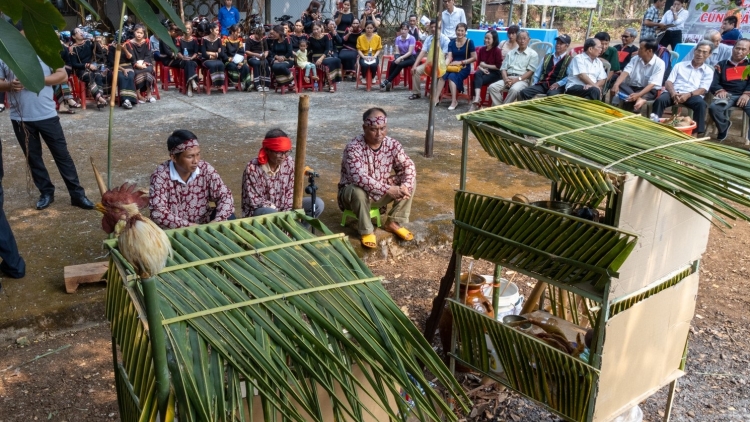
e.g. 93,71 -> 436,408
105,211 -> 471,422
447,95 -> 748,422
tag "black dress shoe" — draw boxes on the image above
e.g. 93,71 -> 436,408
36,194 -> 54,210
71,195 -> 95,210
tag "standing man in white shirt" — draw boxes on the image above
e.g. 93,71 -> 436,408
565,38 -> 607,100
441,0 -> 466,40
488,30 -> 538,104
652,40 -> 714,136
659,0 -> 689,50
610,38 -> 666,112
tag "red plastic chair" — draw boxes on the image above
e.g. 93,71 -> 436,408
274,67 -> 297,95
72,75 -> 89,109
295,66 -> 317,92
201,66 -> 227,95
356,60 -> 382,92
573,46 -> 584,55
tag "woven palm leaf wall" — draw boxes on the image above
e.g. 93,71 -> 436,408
105,212 -> 470,422
458,95 -> 750,227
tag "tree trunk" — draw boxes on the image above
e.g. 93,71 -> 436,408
521,3 -> 527,26
463,0 -> 473,26
541,5 -> 547,26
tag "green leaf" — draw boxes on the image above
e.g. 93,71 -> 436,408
1,0 -> 25,22
22,9 -> 64,70
21,0 -> 66,29
123,0 -> 179,52
0,18 -> 45,94
72,0 -> 100,21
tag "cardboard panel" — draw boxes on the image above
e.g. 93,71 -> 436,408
244,364 -> 404,421
612,176 -> 710,299
593,273 -> 698,421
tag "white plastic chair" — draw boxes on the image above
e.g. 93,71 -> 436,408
531,42 -> 553,66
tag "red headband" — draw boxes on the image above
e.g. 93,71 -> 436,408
170,138 -> 199,155
258,136 -> 292,165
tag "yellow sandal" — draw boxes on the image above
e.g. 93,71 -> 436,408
386,226 -> 414,241
361,233 -> 377,249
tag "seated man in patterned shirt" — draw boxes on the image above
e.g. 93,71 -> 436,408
241,128 -> 324,217
338,107 -> 416,249
149,129 -> 235,229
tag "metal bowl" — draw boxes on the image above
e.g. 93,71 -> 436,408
530,200 -> 574,215
502,314 -> 532,330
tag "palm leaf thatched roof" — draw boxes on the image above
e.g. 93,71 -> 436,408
105,212 -> 469,422
458,95 -> 750,227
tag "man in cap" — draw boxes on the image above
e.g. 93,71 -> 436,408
610,38 -> 666,112
241,128 -> 324,217
149,129 -> 235,229
338,108 -> 416,249
519,34 -> 572,100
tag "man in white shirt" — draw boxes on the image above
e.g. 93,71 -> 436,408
488,30 -> 538,104
410,19 -> 450,99
683,29 -> 732,66
611,38 -> 666,112
565,38 -> 607,100
441,0 -> 466,40
653,40 -> 714,136
659,0 -> 689,50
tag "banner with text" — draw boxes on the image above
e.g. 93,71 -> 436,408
682,0 -> 749,42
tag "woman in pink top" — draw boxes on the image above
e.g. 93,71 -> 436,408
381,22 -> 416,91
470,30 -> 503,111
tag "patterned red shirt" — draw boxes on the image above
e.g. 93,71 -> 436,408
241,157 -> 296,217
149,160 -> 234,229
337,134 -> 416,210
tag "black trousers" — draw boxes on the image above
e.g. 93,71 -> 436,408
519,82 -> 566,100
653,91 -> 707,133
386,56 -> 416,83
0,141 -> 26,278
565,84 -> 602,100
660,30 -> 682,51
472,69 -> 502,90
11,117 -> 86,199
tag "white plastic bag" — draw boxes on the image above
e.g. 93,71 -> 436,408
611,405 -> 643,422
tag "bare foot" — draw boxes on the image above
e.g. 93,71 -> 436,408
634,98 -> 646,111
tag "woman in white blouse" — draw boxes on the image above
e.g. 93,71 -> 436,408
659,0 -> 689,50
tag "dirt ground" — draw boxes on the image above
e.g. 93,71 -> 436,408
1,216 -> 749,421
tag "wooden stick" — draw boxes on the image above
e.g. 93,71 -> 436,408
90,157 -> 107,197
179,0 -> 185,23
292,95 -> 310,210
521,281 -> 547,315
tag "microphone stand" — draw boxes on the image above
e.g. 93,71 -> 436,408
304,170 -> 320,232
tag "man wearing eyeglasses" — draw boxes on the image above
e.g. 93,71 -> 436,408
652,40 -> 714,137
441,0 -> 466,40
615,28 -> 639,69
241,128 -> 324,217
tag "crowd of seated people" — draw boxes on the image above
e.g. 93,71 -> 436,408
42,1 -> 750,143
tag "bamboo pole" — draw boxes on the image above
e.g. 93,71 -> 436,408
424,0 -> 444,158
141,276 -> 171,420
90,157 -> 108,197
491,265 -> 501,316
178,0 -> 185,22
292,95 -> 310,210
106,3 -> 127,190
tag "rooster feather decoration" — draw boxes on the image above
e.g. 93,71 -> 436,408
91,160 -> 172,278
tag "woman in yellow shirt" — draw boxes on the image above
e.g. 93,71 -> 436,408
356,22 -> 382,84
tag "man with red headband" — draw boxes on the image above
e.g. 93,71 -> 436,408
149,129 -> 235,229
338,107 -> 416,249
241,128 -> 324,217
